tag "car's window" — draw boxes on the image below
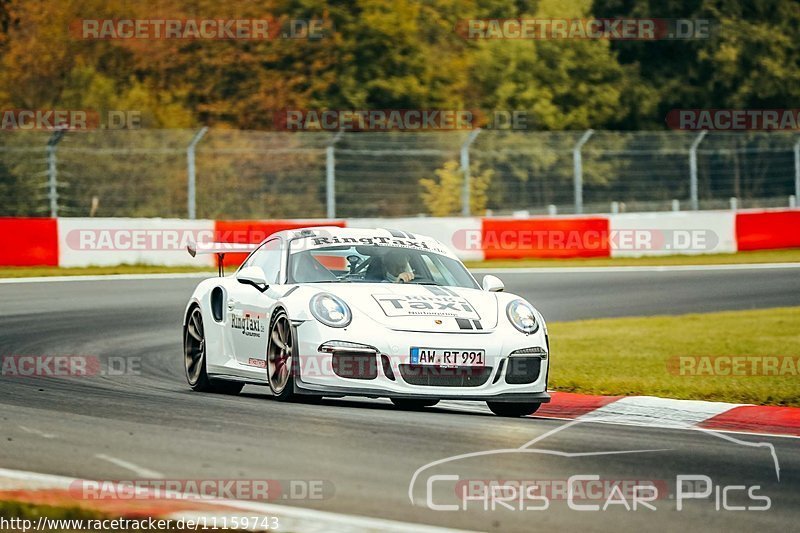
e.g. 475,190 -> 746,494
420,254 -> 458,287
241,238 -> 282,283
287,243 -> 478,289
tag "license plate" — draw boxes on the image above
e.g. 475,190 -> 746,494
410,347 -> 485,367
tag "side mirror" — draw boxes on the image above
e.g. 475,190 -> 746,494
482,275 -> 504,292
236,266 -> 269,292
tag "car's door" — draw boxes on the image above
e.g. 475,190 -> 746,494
227,238 -> 283,369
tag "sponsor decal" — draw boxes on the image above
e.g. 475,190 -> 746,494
231,314 -> 265,338
311,236 -> 427,249
373,294 -> 480,320
296,234 -> 451,256
247,358 -> 266,368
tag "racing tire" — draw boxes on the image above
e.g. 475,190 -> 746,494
184,306 -> 243,395
267,309 -> 298,402
391,398 -> 440,410
486,401 -> 541,417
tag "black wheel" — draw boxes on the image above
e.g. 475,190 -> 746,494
391,398 -> 439,410
486,401 -> 541,417
184,305 -> 243,395
267,309 -> 298,401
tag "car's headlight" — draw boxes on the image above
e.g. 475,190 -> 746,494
310,293 -> 352,328
506,299 -> 539,334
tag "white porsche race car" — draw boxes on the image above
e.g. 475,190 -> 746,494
183,227 -> 550,417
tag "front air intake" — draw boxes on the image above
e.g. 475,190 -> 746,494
505,357 -> 542,384
399,365 -> 492,387
320,341 -> 379,380
331,352 -> 378,379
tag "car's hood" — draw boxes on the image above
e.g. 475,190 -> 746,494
308,283 -> 499,333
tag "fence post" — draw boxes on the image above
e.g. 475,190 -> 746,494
573,129 -> 594,215
326,130 -> 344,219
794,136 -> 800,205
460,129 -> 482,216
46,127 -> 67,218
187,126 -> 208,220
689,130 -> 707,211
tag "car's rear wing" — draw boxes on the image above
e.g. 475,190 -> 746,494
187,240 -> 259,276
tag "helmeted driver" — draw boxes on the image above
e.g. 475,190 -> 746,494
383,250 -> 415,283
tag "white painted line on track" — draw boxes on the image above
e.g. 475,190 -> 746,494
579,396 -> 743,429
94,454 -> 164,479
0,468 -> 469,533
435,400 -> 800,440
18,426 -> 55,439
471,262 -> 800,274
0,272 -> 214,284
0,468 -> 73,491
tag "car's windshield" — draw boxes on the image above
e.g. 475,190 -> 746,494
287,243 -> 479,289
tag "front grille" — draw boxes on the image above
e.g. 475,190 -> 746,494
399,365 -> 492,387
332,352 -> 378,380
505,357 -> 542,384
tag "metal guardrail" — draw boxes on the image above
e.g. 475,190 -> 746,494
0,129 -> 798,218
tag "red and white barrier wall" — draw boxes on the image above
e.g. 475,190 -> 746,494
0,218 -> 59,266
609,211 -> 738,257
0,209 -> 798,267
57,218 -> 216,267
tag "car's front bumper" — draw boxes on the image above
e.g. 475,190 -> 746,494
292,319 -> 550,402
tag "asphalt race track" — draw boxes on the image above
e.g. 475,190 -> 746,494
1,266 -> 799,532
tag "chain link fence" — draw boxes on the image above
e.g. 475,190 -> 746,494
1,129 -> 798,219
